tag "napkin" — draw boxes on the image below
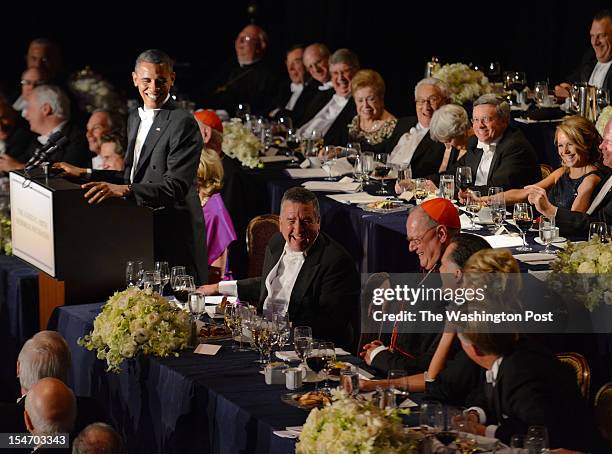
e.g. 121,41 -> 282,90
273,426 -> 303,439
194,344 -> 222,355
460,214 -> 482,230
263,147 -> 278,157
285,168 -> 328,179
260,155 -> 295,163
301,181 -> 361,193
275,348 -> 350,361
399,397 -> 418,408
513,253 -> 557,265
477,234 -> 524,249
326,157 -> 354,177
326,192 -> 389,204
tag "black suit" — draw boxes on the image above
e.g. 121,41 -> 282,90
387,117 -> 447,179
556,173 -> 612,236
466,341 -> 607,451
236,232 -> 360,348
451,126 -> 540,194
4,117 -> 38,164
271,78 -> 320,127
567,50 -> 612,94
298,89 -> 334,127
92,100 -> 207,284
21,121 -> 91,168
297,91 -> 356,146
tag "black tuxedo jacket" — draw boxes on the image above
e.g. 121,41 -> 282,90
567,50 -> 612,94
467,341 -> 606,451
271,78 -> 320,127
297,88 -> 334,127
236,232 -> 360,348
451,126 -> 540,193
92,100 -> 207,284
21,121 -> 91,168
298,90 -> 356,146
387,117 -> 446,179
4,117 -> 38,164
556,173 -> 612,236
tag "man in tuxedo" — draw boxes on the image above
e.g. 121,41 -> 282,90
86,109 -> 125,170
555,9 -> 612,98
197,25 -> 280,117
387,78 -> 449,178
526,118 -> 612,235
269,45 -> 319,126
200,187 -> 360,348
302,43 -> 332,90
65,49 -> 207,284
0,93 -> 37,169
454,94 -> 540,195
298,48 -> 359,145
0,85 -> 90,171
458,328 -> 606,451
360,198 -> 460,374
72,423 -> 126,454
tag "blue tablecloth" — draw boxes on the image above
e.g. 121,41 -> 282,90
0,255 -> 39,402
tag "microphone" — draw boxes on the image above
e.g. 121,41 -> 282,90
24,131 -> 69,170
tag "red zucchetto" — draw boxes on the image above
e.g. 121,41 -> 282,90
420,198 -> 460,229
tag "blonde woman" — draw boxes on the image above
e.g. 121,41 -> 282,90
197,148 -> 237,283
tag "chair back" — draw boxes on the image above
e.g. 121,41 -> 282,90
556,351 -> 591,399
246,214 -> 279,278
540,163 -> 553,179
595,382 -> 612,442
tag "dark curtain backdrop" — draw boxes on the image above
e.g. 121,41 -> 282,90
2,0 -> 609,117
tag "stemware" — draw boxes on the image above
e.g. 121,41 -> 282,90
455,166 -> 472,195
373,152 -> 392,194
170,266 -> 186,300
302,129 -> 323,158
173,275 -> 195,307
534,81 -> 548,105
125,260 -> 144,288
526,425 -> 549,452
293,326 -> 313,369
277,115 -> 293,135
440,175 -> 455,200
513,203 -> 533,251
489,189 -> 506,231
319,341 -> 336,393
589,221 -> 609,242
419,401 -> 443,433
413,178 -> 428,204
187,292 -> 206,322
235,103 -> 251,122
387,369 -> 410,406
154,261 -> 170,295
539,215 -> 556,254
321,145 -> 338,180
464,190 -> 482,230
340,365 -> 359,397
286,128 -> 301,153
142,270 -> 162,294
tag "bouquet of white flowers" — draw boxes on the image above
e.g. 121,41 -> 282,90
596,105 -> 612,137
222,119 -> 264,169
296,390 -> 416,454
68,67 -> 127,115
433,63 -> 492,105
549,238 -> 612,311
78,287 -> 191,372
0,215 -> 12,255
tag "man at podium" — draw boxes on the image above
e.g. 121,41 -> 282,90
53,49 -> 208,284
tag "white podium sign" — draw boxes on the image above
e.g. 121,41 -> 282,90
9,172 -> 55,276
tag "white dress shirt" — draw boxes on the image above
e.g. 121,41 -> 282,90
285,83 -> 304,111
298,94 -> 349,139
218,244 -> 306,316
388,123 -> 428,166
37,121 -> 67,146
92,154 -> 104,170
318,81 -> 334,91
588,61 -> 612,89
474,142 -> 497,186
131,107 -> 158,182
466,356 -> 504,438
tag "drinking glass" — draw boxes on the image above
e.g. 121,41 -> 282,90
303,129 -> 323,158
419,401 -> 443,433
345,143 -> 360,170
155,261 -> 170,295
286,128 -> 301,152
187,292 -> 206,321
373,153 -> 391,194
465,190 -> 482,230
320,341 -> 336,392
456,166 -> 473,194
224,304 -> 240,351
125,260 -> 144,288
277,115 -> 293,135
251,316 -> 273,366
510,434 -> 526,454
534,81 -> 548,105
513,203 -> 533,251
340,365 -> 359,397
413,178 -> 428,204
589,222 -> 608,242
173,275 -> 195,306
387,369 -> 409,406
293,326 -> 313,368
272,313 -> 290,351
352,153 -> 367,183
321,145 -> 338,180
440,174 -> 455,200
539,215 -> 556,254
489,190 -> 506,231
346,141 -> 361,156
142,270 -> 162,294
306,340 -> 325,391
360,151 -> 374,182
170,266 -> 186,300
526,425 -> 549,452
395,165 -> 413,194
235,103 -> 251,122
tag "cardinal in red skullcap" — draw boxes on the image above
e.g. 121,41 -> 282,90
194,109 -> 223,133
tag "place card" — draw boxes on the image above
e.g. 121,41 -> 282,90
194,344 -> 222,355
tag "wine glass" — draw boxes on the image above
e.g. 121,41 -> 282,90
224,304 -> 240,351
456,166 -> 472,200
513,203 -> 533,251
419,401 -> 443,433
345,143 -> 360,171
277,115 -> 293,135
321,145 -> 338,180
539,215 -> 556,254
170,266 -> 186,300
319,341 -> 336,393
534,81 -> 548,106
302,129 -> 323,159
387,369 -> 409,406
173,275 -> 195,307
306,340 -> 325,391
373,152 -> 391,195
489,189 -> 506,231
413,178 -> 428,204
142,270 -> 162,294
235,103 -> 251,122
293,326 -> 313,369
589,222 -> 609,242
154,261 -> 170,295
187,292 -> 206,321
465,190 -> 482,230
526,425 -> 549,452
286,128 -> 301,153
125,260 -> 144,288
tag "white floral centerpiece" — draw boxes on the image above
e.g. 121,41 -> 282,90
0,215 -> 12,255
78,287 -> 191,372
222,119 -> 264,169
433,63 -> 492,105
596,105 -> 612,136
296,390 -> 416,454
68,67 -> 127,115
549,238 -> 612,311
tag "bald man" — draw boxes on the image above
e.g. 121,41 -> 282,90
72,422 -> 125,454
197,24 -> 280,116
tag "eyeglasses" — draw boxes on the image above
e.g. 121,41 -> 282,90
21,80 -> 44,87
471,116 -> 497,125
236,35 -> 260,44
407,225 -> 437,246
415,95 -> 443,106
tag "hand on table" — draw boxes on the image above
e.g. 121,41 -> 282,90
197,283 -> 220,295
52,162 -> 87,178
82,181 -> 130,204
359,340 -> 383,365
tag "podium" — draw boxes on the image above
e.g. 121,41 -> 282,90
9,170 -> 154,329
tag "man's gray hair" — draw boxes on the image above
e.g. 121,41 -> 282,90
134,49 -> 174,72
306,43 -> 330,58
329,48 -> 360,70
32,85 -> 70,120
91,109 -> 124,133
430,104 -> 470,143
24,381 -> 76,434
72,422 -> 125,454
18,330 -> 71,392
281,187 -> 320,220
473,94 -> 511,122
414,77 -> 449,99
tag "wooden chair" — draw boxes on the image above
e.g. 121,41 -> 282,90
595,382 -> 612,442
540,163 -> 554,179
556,352 -> 591,399
246,214 -> 279,278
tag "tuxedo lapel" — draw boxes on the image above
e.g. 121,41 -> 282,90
259,239 -> 285,302
133,110 -> 170,181
468,146 -> 483,178
288,236 -> 324,314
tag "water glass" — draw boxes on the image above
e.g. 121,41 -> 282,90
419,401 -> 443,432
340,365 -> 359,397
440,174 -> 455,200
293,326 -> 313,367
526,425 -> 549,452
236,103 -> 251,122
126,260 -> 144,288
187,292 -> 206,321
534,81 -> 548,105
387,369 -> 409,405
589,222 -> 608,242
321,145 -> 338,180
510,434 -> 526,454
413,178 -> 427,204
155,261 -> 170,294
539,215 -> 556,254
142,270 -> 162,294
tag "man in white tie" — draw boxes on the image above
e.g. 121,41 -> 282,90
454,94 -> 539,196
387,78 -> 449,179
302,43 -> 332,89
526,118 -> 612,236
199,187 -> 360,348
298,48 -> 359,146
56,49 -> 208,284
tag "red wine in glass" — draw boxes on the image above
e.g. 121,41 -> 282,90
174,289 -> 190,304
306,356 -> 327,374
